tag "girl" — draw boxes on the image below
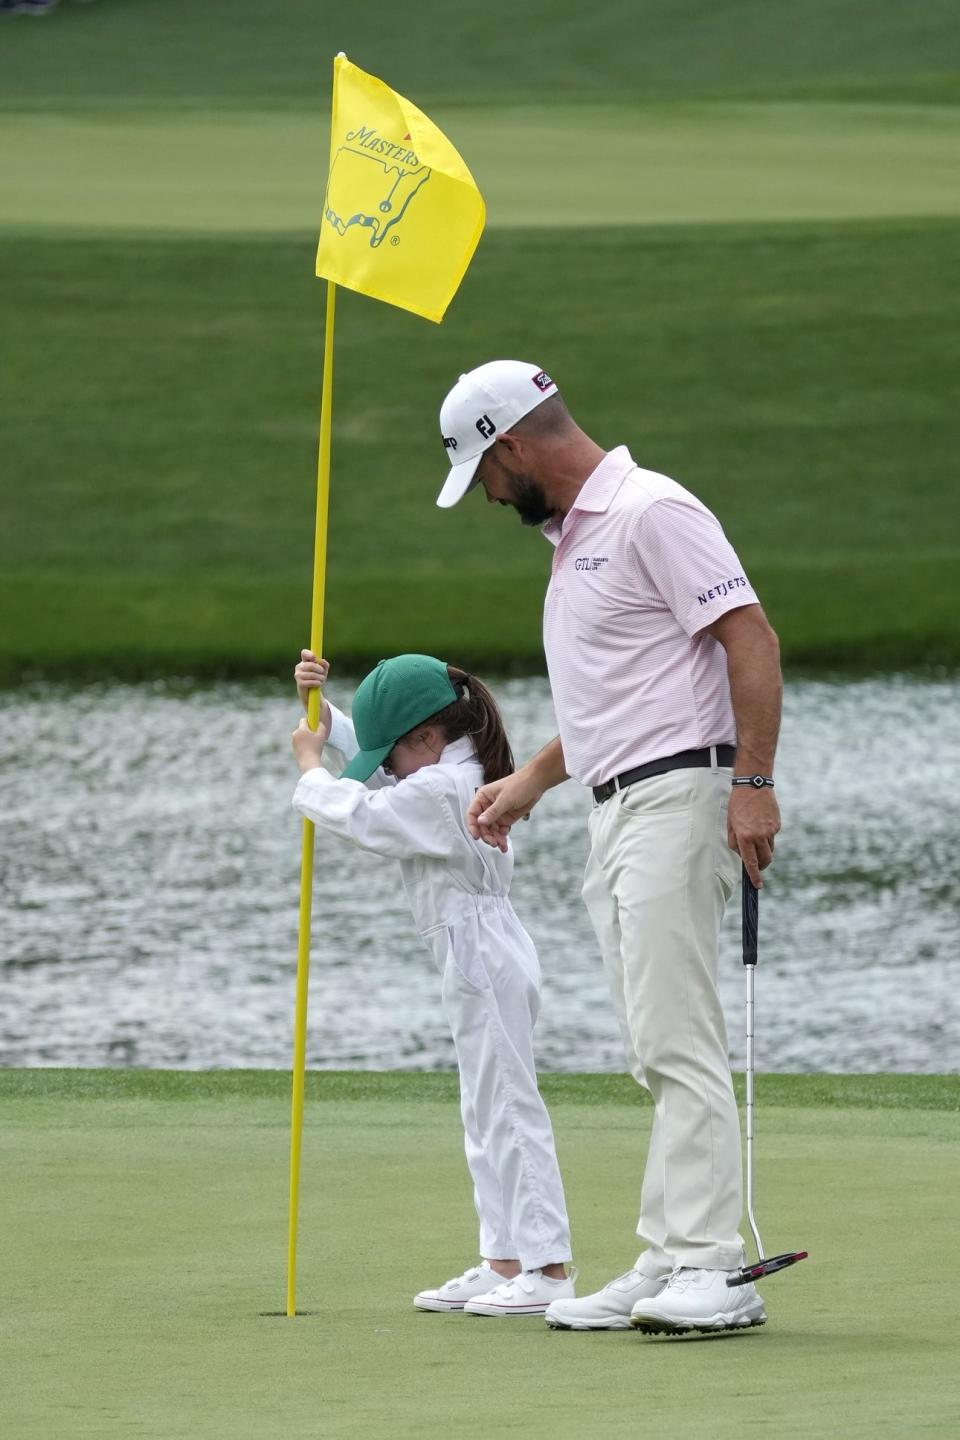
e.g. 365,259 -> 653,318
291,649 -> 575,1317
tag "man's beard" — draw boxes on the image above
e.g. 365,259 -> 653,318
509,472 -> 553,527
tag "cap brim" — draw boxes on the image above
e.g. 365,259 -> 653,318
436,452 -> 483,509
340,740 -> 395,783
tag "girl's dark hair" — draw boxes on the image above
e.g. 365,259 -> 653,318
414,666 -> 514,785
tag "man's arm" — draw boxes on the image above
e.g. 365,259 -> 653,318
706,603 -> 782,888
466,736 -> 569,851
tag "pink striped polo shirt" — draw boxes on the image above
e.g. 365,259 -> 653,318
542,447 -> 758,788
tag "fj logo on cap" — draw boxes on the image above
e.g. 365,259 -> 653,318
443,436 -> 458,450
532,371 -> 554,391
476,414 -> 496,439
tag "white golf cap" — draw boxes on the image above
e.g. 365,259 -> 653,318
436,360 -> 558,508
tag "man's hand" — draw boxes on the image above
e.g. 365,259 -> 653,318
706,604 -> 782,888
292,715 -> 331,775
467,738 -> 567,851
727,785 -> 781,889
466,771 -> 545,852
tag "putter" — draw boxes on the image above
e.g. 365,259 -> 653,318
726,866 -> 808,1288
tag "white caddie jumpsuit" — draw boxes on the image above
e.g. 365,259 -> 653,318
292,704 -> 572,1271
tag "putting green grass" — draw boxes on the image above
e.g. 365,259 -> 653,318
3,1070 -> 958,1439
3,102 -> 959,233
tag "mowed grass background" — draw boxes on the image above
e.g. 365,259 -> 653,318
4,1071 -> 960,1440
1,0 -> 959,677
4,15 -> 959,1439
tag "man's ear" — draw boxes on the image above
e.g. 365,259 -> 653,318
496,429 -> 524,464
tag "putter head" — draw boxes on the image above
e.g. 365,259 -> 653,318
726,1251 -> 808,1287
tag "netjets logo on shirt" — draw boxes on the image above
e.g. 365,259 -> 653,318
697,575 -> 749,605
574,556 -> 609,572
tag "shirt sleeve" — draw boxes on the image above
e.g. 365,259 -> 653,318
326,701 -> 358,760
321,701 -> 393,791
632,497 -> 758,636
292,766 -> 456,860
316,701 -> 356,779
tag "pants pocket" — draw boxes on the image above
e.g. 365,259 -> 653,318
428,924 -> 491,994
714,796 -> 740,899
617,769 -> 698,816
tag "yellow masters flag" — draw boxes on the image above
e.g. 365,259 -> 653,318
316,56 -> 485,323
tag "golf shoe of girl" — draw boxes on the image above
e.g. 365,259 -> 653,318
291,649 -> 575,1316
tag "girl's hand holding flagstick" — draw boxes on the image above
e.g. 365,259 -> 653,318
292,715 -> 331,773
294,649 -> 332,718
292,650 -> 333,773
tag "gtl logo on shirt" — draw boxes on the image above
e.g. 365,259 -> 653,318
574,556 -> 609,572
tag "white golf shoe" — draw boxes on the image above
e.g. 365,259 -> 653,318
464,1267 -> 577,1317
629,1266 -> 767,1335
545,1264 -> 670,1330
413,1261 -> 501,1312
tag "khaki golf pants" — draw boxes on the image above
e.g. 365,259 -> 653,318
582,764 -> 745,1273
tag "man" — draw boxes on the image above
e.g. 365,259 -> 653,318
435,360 -> 782,1335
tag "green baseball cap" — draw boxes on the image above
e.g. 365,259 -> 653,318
341,654 -> 459,782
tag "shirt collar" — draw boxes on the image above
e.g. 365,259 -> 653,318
542,445 -> 635,546
439,735 -> 479,767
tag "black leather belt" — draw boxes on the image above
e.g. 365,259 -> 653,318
592,745 -> 737,804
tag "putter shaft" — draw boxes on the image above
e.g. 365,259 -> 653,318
742,871 -> 764,1262
729,868 -> 809,1289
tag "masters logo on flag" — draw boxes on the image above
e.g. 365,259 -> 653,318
324,127 -> 431,250
316,56 -> 485,323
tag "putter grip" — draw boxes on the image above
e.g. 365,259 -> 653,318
741,864 -> 759,967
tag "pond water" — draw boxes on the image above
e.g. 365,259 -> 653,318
1,676 -> 957,1074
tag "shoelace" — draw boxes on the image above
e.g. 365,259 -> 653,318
664,1266 -> 697,1293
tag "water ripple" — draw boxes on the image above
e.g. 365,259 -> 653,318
1,675 -> 958,1073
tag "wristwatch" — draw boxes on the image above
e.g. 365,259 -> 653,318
731,775 -> 775,789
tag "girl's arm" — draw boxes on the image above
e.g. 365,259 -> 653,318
322,701 -> 360,777
294,649 -> 391,788
292,767 -> 456,861
322,702 -> 394,790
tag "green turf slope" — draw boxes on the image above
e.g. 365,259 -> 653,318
1,1 -> 958,678
3,1070 -> 958,1440
1,0 -> 958,107
2,220 -> 957,677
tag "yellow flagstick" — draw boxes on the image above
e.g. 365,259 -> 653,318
285,47 -> 484,1317
286,279 -> 337,1318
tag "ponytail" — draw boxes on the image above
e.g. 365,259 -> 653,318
417,666 -> 514,784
